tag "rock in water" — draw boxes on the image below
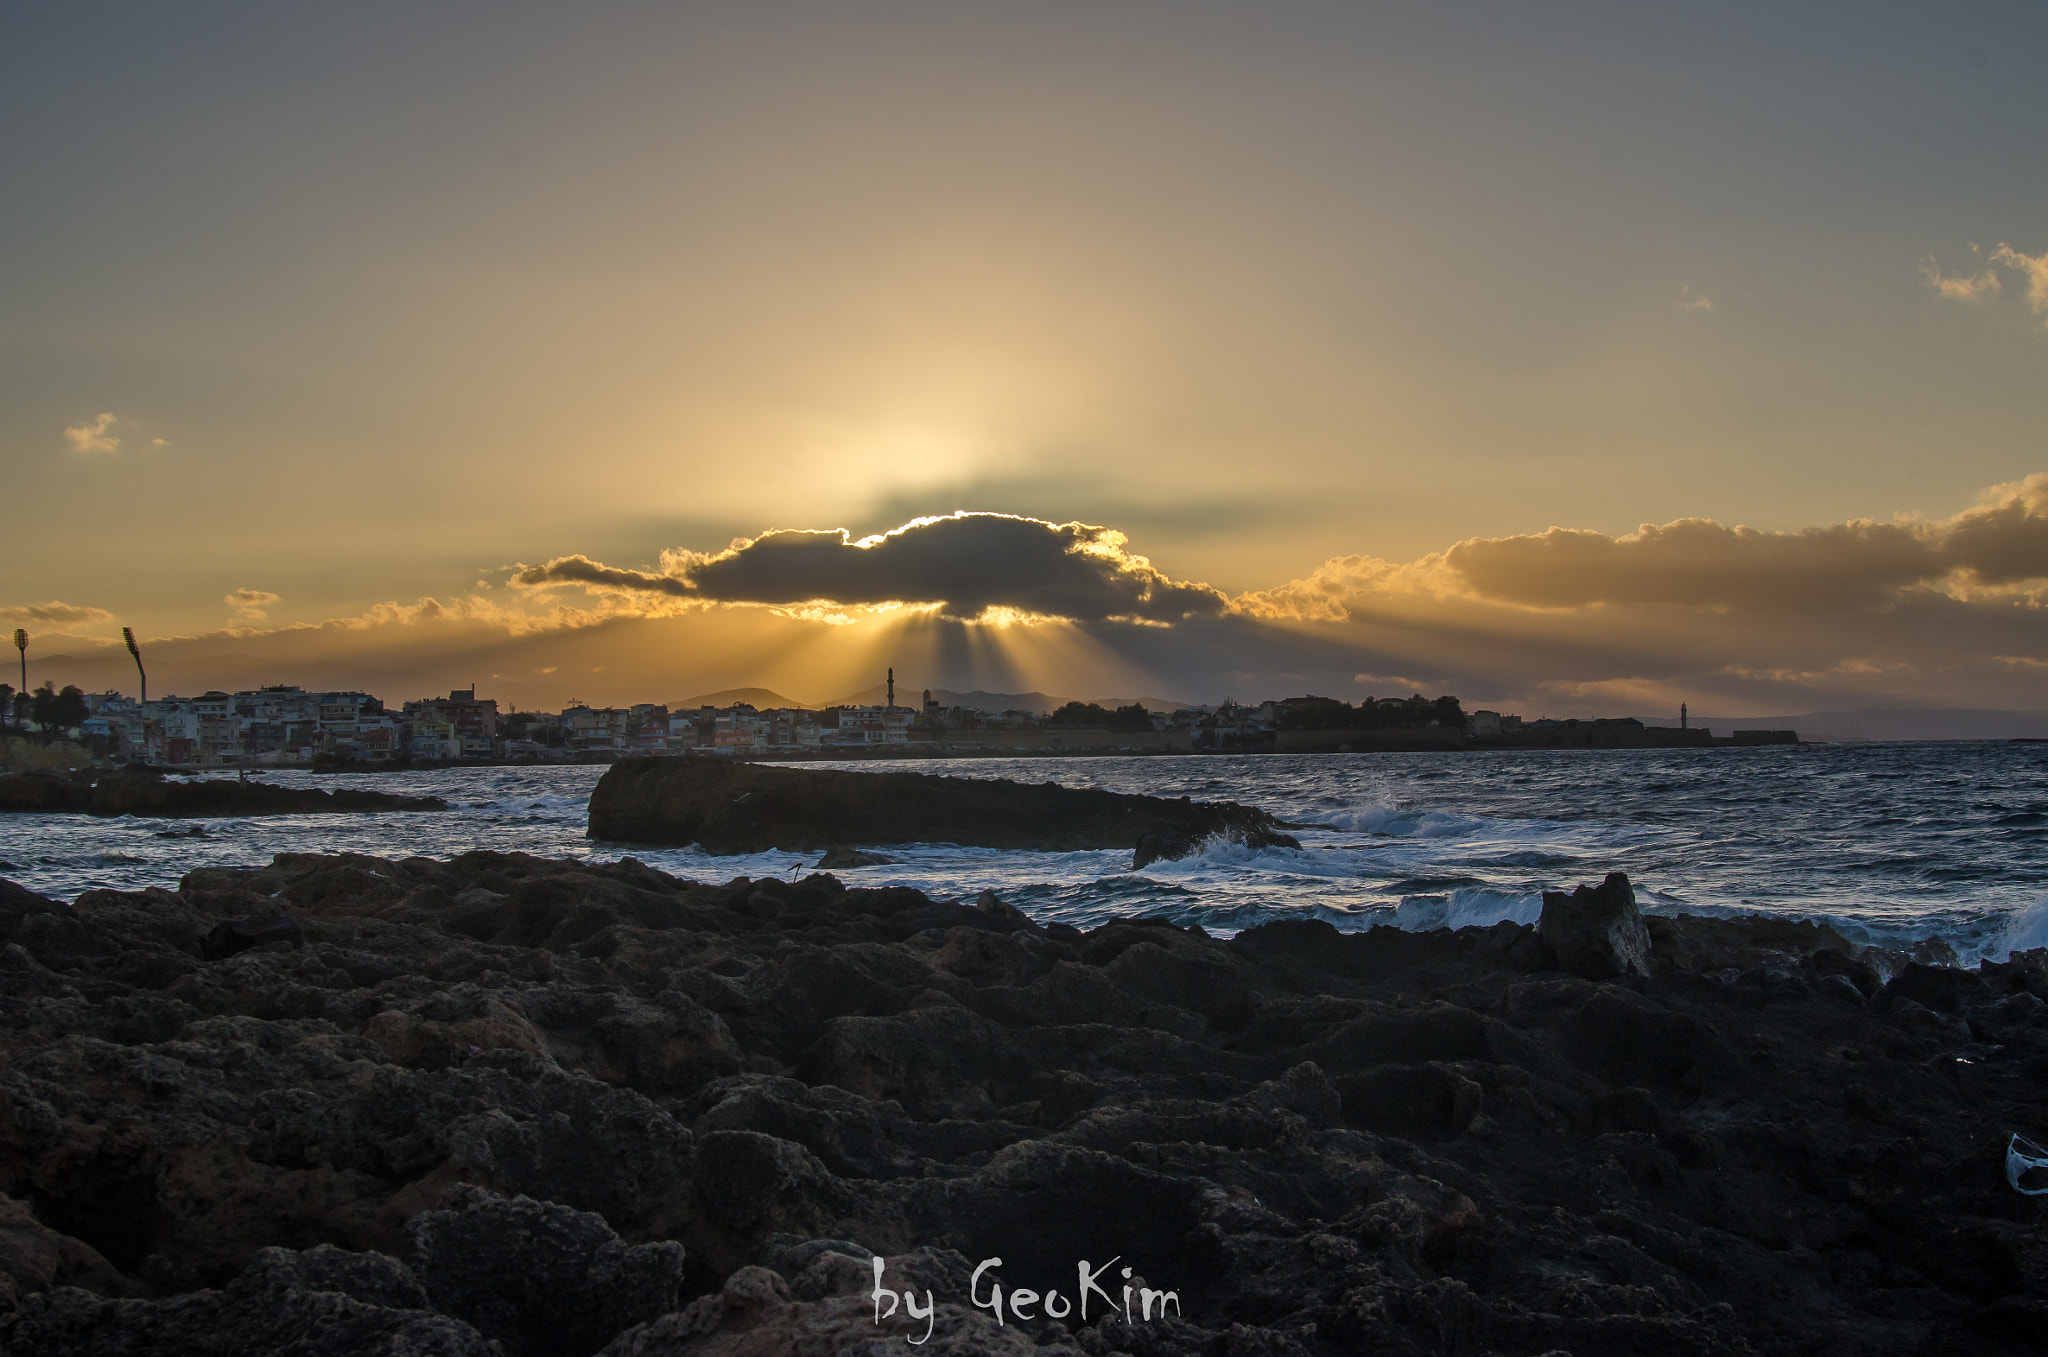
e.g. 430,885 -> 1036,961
587,757 -> 1299,866
1538,870 -> 1652,978
814,846 -> 894,869
0,770 -> 446,817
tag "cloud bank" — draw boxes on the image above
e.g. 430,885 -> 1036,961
0,600 -> 117,629
23,480 -> 2048,718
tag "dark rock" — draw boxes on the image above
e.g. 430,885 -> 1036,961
1805,945 -> 1883,996
201,914 -> 306,961
814,847 -> 893,869
2,849 -> 2041,1356
1540,871 -> 1651,979
0,771 -> 446,818
1882,961 -> 1992,1013
586,757 -> 1298,865
0,1243 -> 496,1356
1334,1062 -> 1484,1140
407,1185 -> 685,1357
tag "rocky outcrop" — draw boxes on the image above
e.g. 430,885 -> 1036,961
0,770 -> 446,817
588,758 -> 1299,867
3,855 -> 2047,1355
407,1186 -> 686,1357
5,1243 -> 498,1356
1538,870 -> 1652,979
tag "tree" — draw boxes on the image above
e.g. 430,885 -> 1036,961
29,683 -> 88,738
0,682 -> 11,732
1049,701 -> 1112,727
1108,703 -> 1154,731
28,682 -> 56,735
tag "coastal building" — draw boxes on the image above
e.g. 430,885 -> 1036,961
832,705 -> 912,745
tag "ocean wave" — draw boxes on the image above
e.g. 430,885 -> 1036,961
1990,896 -> 2048,961
1379,887 -> 1543,932
1327,803 -> 1485,839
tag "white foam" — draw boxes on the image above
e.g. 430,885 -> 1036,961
1387,887 -> 1543,932
1991,896 -> 2048,962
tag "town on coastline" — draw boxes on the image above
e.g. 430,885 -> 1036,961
0,671 -> 1798,770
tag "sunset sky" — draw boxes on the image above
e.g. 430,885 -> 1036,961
5,3 -> 2047,715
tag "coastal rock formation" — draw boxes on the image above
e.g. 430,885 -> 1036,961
3,856 -> 2047,1355
1538,871 -> 1652,979
0,769 -> 447,818
587,757 -> 1300,867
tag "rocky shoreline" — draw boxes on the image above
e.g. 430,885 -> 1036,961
2,853 -> 2045,1355
0,769 -> 448,818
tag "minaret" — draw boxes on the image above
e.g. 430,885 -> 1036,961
887,668 -> 895,709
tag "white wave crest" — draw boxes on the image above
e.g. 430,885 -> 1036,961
1992,896 -> 2048,961
1328,802 -> 1485,839
1387,887 -> 1543,932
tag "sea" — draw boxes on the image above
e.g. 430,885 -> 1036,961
6,742 -> 2048,964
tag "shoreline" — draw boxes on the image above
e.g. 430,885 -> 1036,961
3,853 -> 2046,1353
48,740 -> 1832,779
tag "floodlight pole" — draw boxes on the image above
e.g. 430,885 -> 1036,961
11,629 -> 24,729
124,627 -> 147,704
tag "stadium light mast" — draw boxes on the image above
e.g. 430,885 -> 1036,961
124,627 -> 147,703
9,629 -> 22,731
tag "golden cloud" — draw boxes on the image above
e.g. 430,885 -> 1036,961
62,413 -> 121,455
1243,475 -> 2048,619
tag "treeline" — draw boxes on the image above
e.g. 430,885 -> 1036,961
1276,694 -> 1464,730
1046,701 -> 1157,730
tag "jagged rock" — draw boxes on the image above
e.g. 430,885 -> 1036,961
586,757 -> 1298,864
1539,871 -> 1651,979
0,1191 -> 133,1311
0,1243 -> 497,1356
407,1186 -> 685,1357
1882,960 -> 1992,1013
598,1251 -> 1074,1355
201,914 -> 306,961
1334,1062 -> 1484,1140
2,853 -> 2045,1355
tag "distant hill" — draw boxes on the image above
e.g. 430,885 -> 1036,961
1640,708 -> 2048,742
668,687 -> 814,711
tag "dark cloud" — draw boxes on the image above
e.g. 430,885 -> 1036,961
511,554 -> 694,597
518,513 -> 1228,624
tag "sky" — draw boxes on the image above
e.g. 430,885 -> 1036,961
4,2 -> 2047,717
